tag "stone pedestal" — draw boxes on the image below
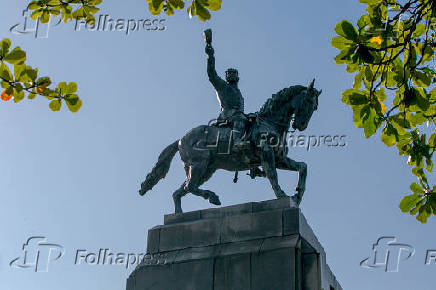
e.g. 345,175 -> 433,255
126,197 -> 342,290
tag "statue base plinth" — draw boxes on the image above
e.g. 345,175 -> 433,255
126,197 -> 342,290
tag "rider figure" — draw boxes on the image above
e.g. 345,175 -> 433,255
205,34 -> 249,150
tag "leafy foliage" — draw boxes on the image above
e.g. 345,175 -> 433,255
26,0 -> 222,23
333,0 -> 435,223
0,38 -> 82,112
146,0 -> 222,21
27,0 -> 102,24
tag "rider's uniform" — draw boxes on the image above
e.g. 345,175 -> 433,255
207,54 -> 247,139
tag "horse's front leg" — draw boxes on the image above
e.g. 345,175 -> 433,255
277,157 -> 307,206
260,142 -> 287,199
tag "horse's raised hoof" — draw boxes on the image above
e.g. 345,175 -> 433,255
209,194 -> 221,206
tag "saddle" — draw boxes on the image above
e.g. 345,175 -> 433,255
211,113 -> 257,138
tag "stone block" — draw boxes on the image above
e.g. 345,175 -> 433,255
159,218 -> 221,251
172,259 -> 214,290
220,209 -> 283,243
146,227 -> 160,254
251,248 -> 296,290
132,264 -> 173,290
283,207 -> 301,236
260,234 -> 299,252
164,210 -> 201,225
302,253 -> 321,290
252,196 -> 291,212
201,202 -> 253,220
214,254 -> 251,290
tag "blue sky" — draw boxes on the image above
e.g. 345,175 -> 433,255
0,0 -> 435,289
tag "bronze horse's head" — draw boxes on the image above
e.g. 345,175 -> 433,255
292,79 -> 322,131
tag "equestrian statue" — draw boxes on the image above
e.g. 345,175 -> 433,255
139,29 -> 322,214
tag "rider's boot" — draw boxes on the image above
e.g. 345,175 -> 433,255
232,125 -> 250,152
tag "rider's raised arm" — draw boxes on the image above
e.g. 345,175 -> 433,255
206,45 -> 226,90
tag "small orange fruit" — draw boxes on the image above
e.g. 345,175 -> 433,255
1,89 -> 13,101
37,83 -> 48,94
370,36 -> 383,47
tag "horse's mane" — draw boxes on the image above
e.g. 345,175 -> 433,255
257,85 -> 306,118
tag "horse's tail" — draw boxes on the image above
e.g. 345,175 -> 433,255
139,140 -> 179,196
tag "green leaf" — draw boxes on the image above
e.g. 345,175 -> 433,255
334,46 -> 357,65
353,69 -> 365,89
342,89 -> 369,105
5,86 -> 13,95
36,77 -> 51,87
352,105 -> 365,128
0,63 -> 13,82
148,0 -> 164,15
65,96 -> 82,112
4,47 -> 26,65
66,82 -> 78,94
359,0 -> 382,4
429,133 -> 436,148
49,99 -> 62,111
26,67 -> 38,82
50,7 -> 61,16
413,71 -> 432,88
375,88 -> 386,101
413,23 -> 426,38
47,0 -> 61,5
381,123 -> 398,147
416,209 -> 429,223
31,9 -> 44,20
357,14 -> 369,30
198,0 -> 221,11
391,113 -> 412,129
88,0 -> 103,4
335,20 -> 359,41
13,64 -> 26,81
399,194 -> 422,213
188,0 -> 211,21
412,166 -> 425,178
13,88 -> 25,103
361,105 -> 380,138
410,182 -> 425,195
331,36 -> 353,50
27,1 -> 41,10
56,81 -> 67,93
40,10 -> 50,23
0,38 -> 11,57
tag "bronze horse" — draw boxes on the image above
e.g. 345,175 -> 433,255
139,80 -> 322,213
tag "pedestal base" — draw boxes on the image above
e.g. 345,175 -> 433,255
127,197 -> 342,290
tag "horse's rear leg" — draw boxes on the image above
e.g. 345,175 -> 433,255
172,165 -> 189,214
173,182 -> 187,214
185,162 -> 221,206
